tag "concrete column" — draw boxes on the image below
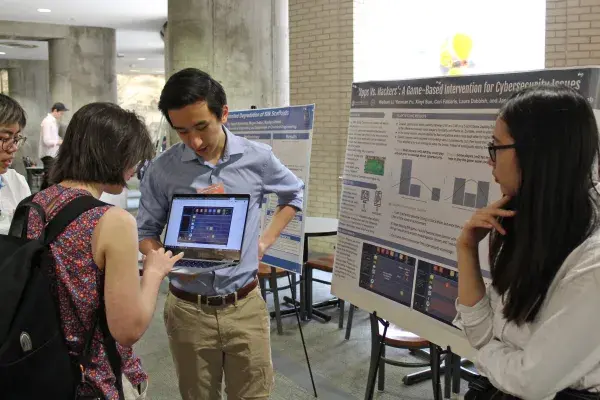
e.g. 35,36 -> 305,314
5,60 -> 51,169
69,27 -> 117,112
273,0 -> 290,107
167,0 -> 288,110
49,27 -> 117,122
48,38 -> 73,125
162,22 -> 171,80
7,67 -> 23,99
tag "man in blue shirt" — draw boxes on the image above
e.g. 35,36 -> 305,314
137,68 -> 304,400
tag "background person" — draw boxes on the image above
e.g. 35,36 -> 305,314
137,68 -> 304,400
455,85 -> 600,399
28,102 -> 183,400
0,94 -> 30,232
39,102 -> 67,190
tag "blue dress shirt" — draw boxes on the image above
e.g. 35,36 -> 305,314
136,127 -> 304,296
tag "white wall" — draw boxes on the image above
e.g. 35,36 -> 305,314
354,0 -> 546,82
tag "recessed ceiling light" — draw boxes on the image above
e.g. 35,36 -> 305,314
0,52 -> 5,55
130,69 -> 140,72
137,58 -> 146,61
37,8 -> 51,13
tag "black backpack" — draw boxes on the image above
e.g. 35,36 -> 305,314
0,195 -> 125,399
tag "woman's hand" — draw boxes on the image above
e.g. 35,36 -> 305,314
143,248 -> 184,279
457,196 -> 515,250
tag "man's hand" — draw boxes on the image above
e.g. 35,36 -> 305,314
258,240 -> 269,260
258,205 -> 297,261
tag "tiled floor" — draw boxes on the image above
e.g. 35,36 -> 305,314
132,272 -> 468,399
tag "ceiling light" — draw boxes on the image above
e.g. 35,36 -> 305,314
137,58 -> 146,61
37,8 -> 51,13
130,69 -> 140,73
0,52 -> 5,55
0,42 -> 38,49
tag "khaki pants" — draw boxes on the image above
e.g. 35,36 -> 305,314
164,286 -> 274,400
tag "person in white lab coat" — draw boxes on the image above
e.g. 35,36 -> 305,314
39,102 -> 68,190
0,94 -> 31,232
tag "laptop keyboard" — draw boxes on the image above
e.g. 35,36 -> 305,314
174,259 -> 235,273
176,259 -> 219,268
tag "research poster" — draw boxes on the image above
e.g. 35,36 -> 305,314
331,68 -> 600,356
227,105 -> 315,274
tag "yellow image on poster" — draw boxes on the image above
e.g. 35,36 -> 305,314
440,33 -> 474,76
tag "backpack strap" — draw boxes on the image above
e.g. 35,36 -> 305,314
8,194 -> 46,238
77,295 -> 125,399
43,195 -> 107,245
99,301 -> 125,399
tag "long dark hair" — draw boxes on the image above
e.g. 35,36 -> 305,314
490,85 -> 600,325
50,102 -> 155,186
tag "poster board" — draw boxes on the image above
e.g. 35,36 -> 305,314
227,105 -> 315,274
331,68 -> 600,357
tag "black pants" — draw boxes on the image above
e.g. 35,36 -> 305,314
465,377 -> 600,400
40,156 -> 54,190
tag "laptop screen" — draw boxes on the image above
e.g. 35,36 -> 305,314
164,195 -> 249,254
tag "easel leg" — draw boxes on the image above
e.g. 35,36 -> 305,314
430,344 -> 442,400
287,273 -> 318,397
452,353 -> 461,396
364,312 -> 389,400
444,346 -> 452,399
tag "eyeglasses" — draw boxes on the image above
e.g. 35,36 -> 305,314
0,135 -> 27,151
488,142 -> 516,162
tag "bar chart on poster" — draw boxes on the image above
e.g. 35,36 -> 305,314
331,68 -> 600,357
451,178 -> 489,209
393,155 -> 493,212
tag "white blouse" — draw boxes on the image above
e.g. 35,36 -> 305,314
454,228 -> 600,400
0,168 -> 31,234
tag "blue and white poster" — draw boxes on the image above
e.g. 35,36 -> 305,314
331,68 -> 600,358
227,105 -> 315,273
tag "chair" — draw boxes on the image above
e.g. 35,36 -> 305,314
365,313 -> 444,400
258,263 -> 296,335
304,254 -> 348,326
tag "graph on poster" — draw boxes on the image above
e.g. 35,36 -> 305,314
451,179 -> 489,209
395,158 -> 491,209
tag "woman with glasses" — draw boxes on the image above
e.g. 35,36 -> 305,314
0,94 -> 30,232
455,85 -> 600,399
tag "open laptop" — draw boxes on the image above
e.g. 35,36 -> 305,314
163,193 -> 250,274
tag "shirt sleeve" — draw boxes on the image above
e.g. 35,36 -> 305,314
474,244 -> 600,399
41,119 -> 59,147
453,289 -> 494,350
261,150 -> 304,211
136,162 -> 169,241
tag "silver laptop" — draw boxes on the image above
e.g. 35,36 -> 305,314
163,193 -> 250,274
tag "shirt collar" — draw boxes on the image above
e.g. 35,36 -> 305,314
180,126 -> 245,163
